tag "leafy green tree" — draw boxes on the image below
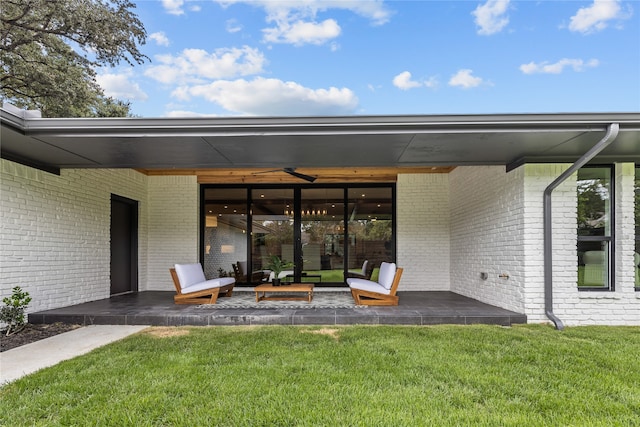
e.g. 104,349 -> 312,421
0,0 -> 147,117
577,179 -> 607,235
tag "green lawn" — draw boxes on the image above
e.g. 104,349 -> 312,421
2,325 -> 639,426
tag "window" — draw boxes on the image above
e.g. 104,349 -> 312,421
201,184 -> 395,286
347,188 -> 394,282
635,167 -> 639,290
577,166 -> 614,290
202,188 -> 248,280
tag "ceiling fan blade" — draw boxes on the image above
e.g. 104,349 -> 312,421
252,169 -> 285,175
284,168 -> 317,182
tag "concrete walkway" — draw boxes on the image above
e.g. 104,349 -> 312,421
1,325 -> 148,384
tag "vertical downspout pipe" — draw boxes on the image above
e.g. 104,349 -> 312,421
543,123 -> 619,330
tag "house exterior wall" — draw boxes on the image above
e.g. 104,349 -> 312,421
520,164 -> 576,323
548,162 -> 640,326
0,159 -> 148,312
2,157 -> 638,325
448,163 -> 639,325
449,166 -> 526,313
146,175 -> 199,291
397,174 -> 450,291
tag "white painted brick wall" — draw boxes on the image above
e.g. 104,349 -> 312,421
1,159 -> 148,312
521,164 -> 639,326
397,174 -> 450,290
2,157 -> 637,325
551,163 -> 639,326
521,164 -> 575,323
146,175 -> 198,291
449,166 -> 526,313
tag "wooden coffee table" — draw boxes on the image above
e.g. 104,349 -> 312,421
254,283 -> 314,303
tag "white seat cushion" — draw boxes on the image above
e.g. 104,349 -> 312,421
175,263 -> 206,289
181,277 -> 235,294
347,278 -> 391,295
378,262 -> 397,290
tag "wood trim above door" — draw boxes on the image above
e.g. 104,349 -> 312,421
138,167 -> 455,183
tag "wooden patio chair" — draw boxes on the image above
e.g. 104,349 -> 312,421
347,262 -> 403,306
233,261 -> 266,284
169,263 -> 235,304
345,260 -> 370,280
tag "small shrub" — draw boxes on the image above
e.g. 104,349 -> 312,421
1,286 -> 32,336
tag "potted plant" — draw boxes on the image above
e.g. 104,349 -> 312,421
265,255 -> 293,286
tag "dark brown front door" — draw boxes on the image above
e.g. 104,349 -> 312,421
110,194 -> 138,295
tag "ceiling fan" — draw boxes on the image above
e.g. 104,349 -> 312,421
253,167 -> 317,182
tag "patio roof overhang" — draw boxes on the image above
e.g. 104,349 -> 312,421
1,106 -> 639,175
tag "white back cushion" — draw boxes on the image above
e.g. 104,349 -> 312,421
175,263 -> 206,289
361,260 -> 369,275
378,262 -> 396,290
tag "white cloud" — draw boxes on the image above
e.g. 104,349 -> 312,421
217,0 -> 392,46
144,46 -> 266,85
472,0 -> 510,35
333,0 -> 393,26
174,77 -> 359,116
393,71 -> 439,90
220,0 -> 392,24
96,72 -> 148,101
162,0 -> 185,15
263,19 -> 341,45
393,71 -> 421,90
226,19 -> 242,33
568,0 -> 624,34
448,69 -> 485,89
149,32 -> 170,47
519,58 -> 600,74
165,110 -> 219,118
161,0 -> 201,15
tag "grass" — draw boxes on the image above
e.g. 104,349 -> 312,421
298,267 -> 380,284
1,325 -> 640,426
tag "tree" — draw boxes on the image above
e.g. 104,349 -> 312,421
0,0 -> 148,117
577,179 -> 607,235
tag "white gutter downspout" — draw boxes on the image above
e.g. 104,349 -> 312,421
543,123 -> 619,330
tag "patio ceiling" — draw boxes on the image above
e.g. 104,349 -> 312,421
1,106 -> 639,175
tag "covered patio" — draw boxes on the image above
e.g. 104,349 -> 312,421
3,107 -> 639,327
28,291 -> 526,327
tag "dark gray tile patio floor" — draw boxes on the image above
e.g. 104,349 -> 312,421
29,291 -> 527,326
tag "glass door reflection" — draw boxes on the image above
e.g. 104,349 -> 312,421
300,188 -> 345,284
251,189 -> 295,284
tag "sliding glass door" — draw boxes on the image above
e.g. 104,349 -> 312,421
300,188 -> 345,283
347,187 -> 394,281
201,184 -> 395,286
202,188 -> 248,280
251,188 -> 295,281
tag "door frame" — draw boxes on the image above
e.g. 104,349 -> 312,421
110,194 -> 139,295
200,183 -> 396,285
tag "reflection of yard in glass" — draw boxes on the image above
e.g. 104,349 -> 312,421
284,267 -> 381,284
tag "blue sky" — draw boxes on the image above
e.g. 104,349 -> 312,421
95,0 -> 640,118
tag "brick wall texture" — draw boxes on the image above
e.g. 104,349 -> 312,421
2,159 -> 638,324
